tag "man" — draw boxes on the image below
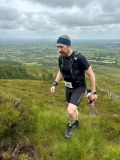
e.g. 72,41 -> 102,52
50,35 -> 97,139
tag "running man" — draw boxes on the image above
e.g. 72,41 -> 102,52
50,35 -> 97,139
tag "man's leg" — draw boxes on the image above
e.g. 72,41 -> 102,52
65,103 -> 79,139
67,103 -> 79,128
67,103 -> 78,122
65,86 -> 85,138
75,107 -> 79,121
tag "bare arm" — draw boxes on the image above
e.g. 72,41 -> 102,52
85,66 -> 96,93
50,69 -> 62,93
55,69 -> 62,83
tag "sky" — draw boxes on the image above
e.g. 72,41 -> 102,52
0,0 -> 120,39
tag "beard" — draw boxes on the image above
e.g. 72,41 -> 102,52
59,51 -> 68,56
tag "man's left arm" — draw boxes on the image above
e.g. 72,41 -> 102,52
85,66 -> 97,101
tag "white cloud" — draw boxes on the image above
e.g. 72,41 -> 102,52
0,0 -> 120,39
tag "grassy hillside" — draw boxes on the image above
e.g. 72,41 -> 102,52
0,79 -> 120,160
0,65 -> 54,80
95,65 -> 120,95
0,39 -> 120,159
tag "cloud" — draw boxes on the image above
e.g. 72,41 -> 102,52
21,0 -> 120,28
0,6 -> 22,29
27,0 -> 89,8
0,0 -> 120,38
28,0 -> 120,11
0,6 -> 19,21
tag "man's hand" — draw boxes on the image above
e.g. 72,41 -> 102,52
86,91 -> 97,105
50,86 -> 56,93
91,94 -> 97,103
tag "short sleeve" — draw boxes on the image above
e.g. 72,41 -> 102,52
78,54 -> 90,71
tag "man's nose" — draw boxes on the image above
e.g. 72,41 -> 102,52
58,47 -> 61,52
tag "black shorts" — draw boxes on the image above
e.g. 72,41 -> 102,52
66,86 -> 86,106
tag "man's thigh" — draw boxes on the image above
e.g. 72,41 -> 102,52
70,86 -> 85,106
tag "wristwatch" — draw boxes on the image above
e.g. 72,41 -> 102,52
52,81 -> 58,87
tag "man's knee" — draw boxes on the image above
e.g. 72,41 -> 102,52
67,103 -> 77,117
67,108 -> 74,117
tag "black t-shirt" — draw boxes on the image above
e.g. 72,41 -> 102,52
59,51 -> 90,88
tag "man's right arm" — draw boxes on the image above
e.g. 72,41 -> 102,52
50,70 -> 62,93
55,69 -> 62,83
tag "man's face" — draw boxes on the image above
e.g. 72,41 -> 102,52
57,44 -> 70,56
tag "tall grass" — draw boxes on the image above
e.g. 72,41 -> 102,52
0,80 -> 120,160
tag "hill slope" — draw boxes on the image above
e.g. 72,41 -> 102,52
0,79 -> 120,160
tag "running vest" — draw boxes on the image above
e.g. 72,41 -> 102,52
58,51 -> 87,88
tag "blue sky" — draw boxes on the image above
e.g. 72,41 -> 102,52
0,0 -> 120,39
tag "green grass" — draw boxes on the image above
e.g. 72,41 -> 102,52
0,79 -> 120,160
